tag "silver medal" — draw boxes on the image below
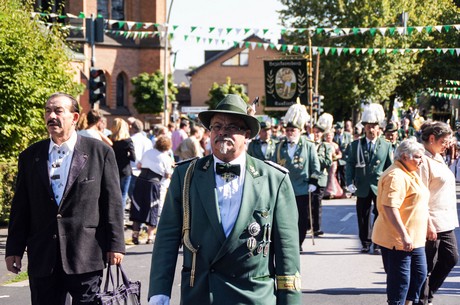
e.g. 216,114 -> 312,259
248,222 -> 261,237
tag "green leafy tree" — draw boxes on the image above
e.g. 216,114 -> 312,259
206,77 -> 249,109
130,70 -> 177,114
0,0 -> 84,160
279,0 -> 460,121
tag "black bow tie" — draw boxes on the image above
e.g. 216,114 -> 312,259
216,163 -> 241,176
260,140 -> 268,144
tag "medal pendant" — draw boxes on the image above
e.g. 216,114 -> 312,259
247,236 -> 257,252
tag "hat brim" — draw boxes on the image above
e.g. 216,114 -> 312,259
199,110 -> 260,139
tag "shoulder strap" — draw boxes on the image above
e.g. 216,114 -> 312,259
181,158 -> 199,287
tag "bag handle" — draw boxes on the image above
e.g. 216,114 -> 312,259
102,264 -> 131,292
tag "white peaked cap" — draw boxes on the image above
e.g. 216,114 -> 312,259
283,102 -> 310,130
315,113 -> 334,132
361,103 -> 385,124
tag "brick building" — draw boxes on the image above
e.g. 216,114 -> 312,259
34,0 -> 169,127
186,35 -> 282,112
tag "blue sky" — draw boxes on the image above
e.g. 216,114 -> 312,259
168,0 -> 285,69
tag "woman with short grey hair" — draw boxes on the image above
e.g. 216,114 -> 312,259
393,138 -> 425,161
372,138 -> 429,305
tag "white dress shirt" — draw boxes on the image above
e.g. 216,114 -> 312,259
214,153 -> 246,237
48,131 -> 77,205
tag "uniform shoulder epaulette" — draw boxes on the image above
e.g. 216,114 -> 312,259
264,160 -> 290,174
174,156 -> 199,167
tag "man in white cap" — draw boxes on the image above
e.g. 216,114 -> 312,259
148,94 -> 301,305
272,103 -> 321,250
345,103 -> 393,254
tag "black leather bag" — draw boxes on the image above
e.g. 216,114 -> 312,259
96,264 -> 141,305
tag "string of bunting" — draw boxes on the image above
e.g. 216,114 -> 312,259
31,12 -> 460,37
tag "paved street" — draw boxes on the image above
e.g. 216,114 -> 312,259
0,191 -> 459,304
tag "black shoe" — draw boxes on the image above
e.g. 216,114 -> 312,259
361,245 -> 370,253
313,230 -> 324,236
132,236 -> 139,245
373,248 -> 381,255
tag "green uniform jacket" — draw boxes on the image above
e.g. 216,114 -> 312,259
272,136 -> 321,196
345,137 -> 393,197
316,141 -> 333,187
149,154 -> 301,305
247,138 -> 277,161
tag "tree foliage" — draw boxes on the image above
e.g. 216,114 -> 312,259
131,70 -> 177,114
0,0 -> 84,160
279,0 -> 460,121
206,77 -> 249,109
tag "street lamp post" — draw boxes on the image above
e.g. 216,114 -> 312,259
163,0 -> 175,126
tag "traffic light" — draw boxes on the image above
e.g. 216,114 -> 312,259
312,95 -> 324,115
89,68 -> 106,105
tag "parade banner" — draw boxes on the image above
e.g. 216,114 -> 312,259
264,59 -> 308,110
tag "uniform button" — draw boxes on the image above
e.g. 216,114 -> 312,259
231,274 -> 236,278
52,234 -> 57,239
56,214 -> 62,219
210,269 -> 215,273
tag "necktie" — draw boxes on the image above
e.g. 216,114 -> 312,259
216,163 -> 241,176
368,142 -> 373,159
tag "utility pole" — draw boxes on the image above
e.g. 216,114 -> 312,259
307,32 -> 314,124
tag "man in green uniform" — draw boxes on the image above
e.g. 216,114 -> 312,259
148,95 -> 301,305
345,103 -> 393,254
272,103 -> 321,251
247,121 -> 277,160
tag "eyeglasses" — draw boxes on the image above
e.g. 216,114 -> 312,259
209,124 -> 246,133
411,155 -> 423,160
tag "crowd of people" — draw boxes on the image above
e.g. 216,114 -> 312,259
5,92 -> 459,305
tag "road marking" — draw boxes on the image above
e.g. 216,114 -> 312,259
2,280 -> 29,287
0,295 -> 10,298
340,212 -> 354,222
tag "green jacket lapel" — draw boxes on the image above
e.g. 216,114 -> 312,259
212,155 -> 266,263
194,155 -> 226,244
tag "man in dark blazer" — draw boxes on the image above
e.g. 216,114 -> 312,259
5,93 -> 126,305
148,95 -> 301,305
345,104 -> 393,254
247,121 -> 277,160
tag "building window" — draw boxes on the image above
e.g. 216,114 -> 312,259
98,0 -> 124,20
116,73 -> 126,108
222,49 -> 249,66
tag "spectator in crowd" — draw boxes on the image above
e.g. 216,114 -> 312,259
417,121 -> 459,305
272,103 -> 321,250
200,128 -> 212,156
398,116 -> 416,141
324,129 -> 344,199
78,109 -> 113,146
346,104 -> 393,254
171,118 -> 190,161
345,120 -> 353,134
128,119 -> 153,208
148,95 -> 301,304
111,118 -> 136,211
101,116 -> 112,138
310,113 -> 334,236
130,135 -> 174,245
5,92 -> 125,305
175,125 -> 204,160
372,138 -> 428,305
384,121 -> 400,154
333,121 -> 352,189
247,121 -> 277,160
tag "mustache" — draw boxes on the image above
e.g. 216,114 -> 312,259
47,119 -> 61,127
214,137 -> 235,145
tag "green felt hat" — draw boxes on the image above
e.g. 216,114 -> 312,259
199,94 -> 260,138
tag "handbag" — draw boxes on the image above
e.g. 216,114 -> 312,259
96,264 -> 141,305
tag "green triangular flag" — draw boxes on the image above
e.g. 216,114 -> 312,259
226,28 -> 232,34
244,28 -> 251,34
436,49 -> 441,54
263,29 -> 269,34
281,29 -> 287,35
343,48 -> 349,54
196,37 -> 201,43
407,27 -> 415,35
209,27 -> 215,33
191,26 -> 197,32
281,45 -> 287,51
449,49 -> 454,56
184,35 -> 189,41
318,47 -> 324,54
367,48 -> 374,54
425,26 -> 432,33
331,48 -> 337,55
135,22 -> 143,29
173,25 -> 179,31
356,48 -> 361,54
270,43 -> 275,49
444,25 -> 451,32
369,28 -> 377,36
388,27 -> 396,35
118,21 -> 126,28
352,27 -> 359,35
78,12 -> 85,18
316,28 -> 324,34
334,28 -> 341,34
258,42 -> 263,48
380,48 -> 386,54
97,14 -> 103,18
293,46 -> 299,52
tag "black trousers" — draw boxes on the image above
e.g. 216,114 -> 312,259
420,230 -> 459,303
296,194 -> 310,247
29,261 -> 103,305
308,187 -> 325,232
356,190 -> 378,247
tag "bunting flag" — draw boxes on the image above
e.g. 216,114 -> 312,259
32,12 -> 460,38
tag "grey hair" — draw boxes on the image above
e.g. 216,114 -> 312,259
394,138 -> 425,161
